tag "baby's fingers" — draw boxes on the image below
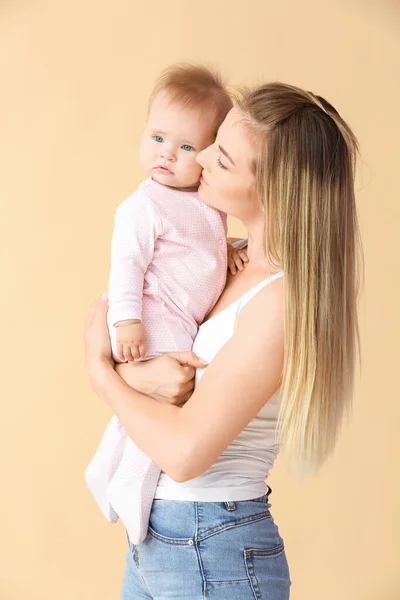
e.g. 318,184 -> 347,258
228,257 -> 237,275
239,250 -> 249,262
116,343 -> 125,362
124,344 -> 136,363
233,252 -> 245,271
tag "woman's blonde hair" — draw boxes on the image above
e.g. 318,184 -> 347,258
236,83 -> 363,477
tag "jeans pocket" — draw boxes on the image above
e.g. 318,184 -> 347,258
244,545 -> 291,600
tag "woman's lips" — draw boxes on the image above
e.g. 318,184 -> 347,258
200,174 -> 208,185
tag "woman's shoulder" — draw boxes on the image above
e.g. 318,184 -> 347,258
235,272 -> 284,335
237,270 -> 284,314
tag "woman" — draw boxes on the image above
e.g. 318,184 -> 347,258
84,82 -> 362,599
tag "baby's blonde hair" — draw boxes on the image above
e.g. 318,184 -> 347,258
149,63 -> 233,134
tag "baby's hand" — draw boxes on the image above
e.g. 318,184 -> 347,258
227,243 -> 249,275
115,320 -> 146,362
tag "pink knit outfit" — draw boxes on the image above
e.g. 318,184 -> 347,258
85,178 -> 227,543
107,178 -> 227,358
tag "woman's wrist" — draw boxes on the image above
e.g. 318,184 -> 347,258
115,361 -> 156,396
87,355 -> 115,395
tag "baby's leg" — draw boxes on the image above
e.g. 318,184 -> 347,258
107,437 -> 161,544
85,415 -> 127,522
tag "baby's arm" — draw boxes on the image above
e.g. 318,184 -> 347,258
108,193 -> 162,362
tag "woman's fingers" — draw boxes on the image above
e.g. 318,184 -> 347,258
176,391 -> 193,406
85,300 -> 100,327
84,295 -> 113,365
93,296 -> 109,316
85,298 -> 108,338
179,379 -> 195,395
166,351 -> 207,369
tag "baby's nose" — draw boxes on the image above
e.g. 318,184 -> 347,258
161,148 -> 176,161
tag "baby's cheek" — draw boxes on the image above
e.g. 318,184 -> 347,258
175,154 -> 203,187
138,140 -> 154,172
187,156 -> 203,181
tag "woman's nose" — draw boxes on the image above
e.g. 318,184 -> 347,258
197,142 -> 214,170
196,148 -> 206,168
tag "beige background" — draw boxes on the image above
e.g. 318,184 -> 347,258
1,0 -> 399,598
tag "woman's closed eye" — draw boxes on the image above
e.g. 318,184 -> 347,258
216,156 -> 228,170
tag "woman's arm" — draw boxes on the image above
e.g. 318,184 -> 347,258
85,280 -> 284,482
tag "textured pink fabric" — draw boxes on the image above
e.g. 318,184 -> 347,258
107,178 -> 228,358
86,178 -> 228,541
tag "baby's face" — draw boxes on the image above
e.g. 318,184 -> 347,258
139,93 -> 216,191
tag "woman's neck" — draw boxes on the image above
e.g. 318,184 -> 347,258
245,221 -> 281,276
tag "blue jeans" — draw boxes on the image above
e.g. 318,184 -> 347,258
121,488 -> 291,599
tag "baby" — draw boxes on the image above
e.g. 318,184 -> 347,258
85,64 -> 248,544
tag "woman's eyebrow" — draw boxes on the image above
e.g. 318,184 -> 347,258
218,145 -> 235,166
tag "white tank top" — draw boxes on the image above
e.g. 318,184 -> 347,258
154,242 -> 284,501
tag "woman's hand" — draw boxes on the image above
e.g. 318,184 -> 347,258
84,293 -> 207,406
116,351 -> 207,407
84,294 -> 114,389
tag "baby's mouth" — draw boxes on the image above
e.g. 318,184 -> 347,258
154,165 -> 173,174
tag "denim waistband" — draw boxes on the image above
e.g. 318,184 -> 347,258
140,484 -> 275,548
247,485 -> 272,503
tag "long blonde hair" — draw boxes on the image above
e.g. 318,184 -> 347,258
237,83 -> 363,477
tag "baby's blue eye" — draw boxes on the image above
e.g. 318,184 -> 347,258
153,135 -> 164,143
181,144 -> 194,152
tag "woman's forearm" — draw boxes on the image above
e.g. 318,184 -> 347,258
89,358 -> 192,481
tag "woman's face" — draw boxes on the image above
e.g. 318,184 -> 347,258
196,108 -> 261,223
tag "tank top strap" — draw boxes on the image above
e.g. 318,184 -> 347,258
232,239 -> 248,250
237,271 -> 284,313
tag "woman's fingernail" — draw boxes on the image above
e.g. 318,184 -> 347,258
102,292 -> 109,301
